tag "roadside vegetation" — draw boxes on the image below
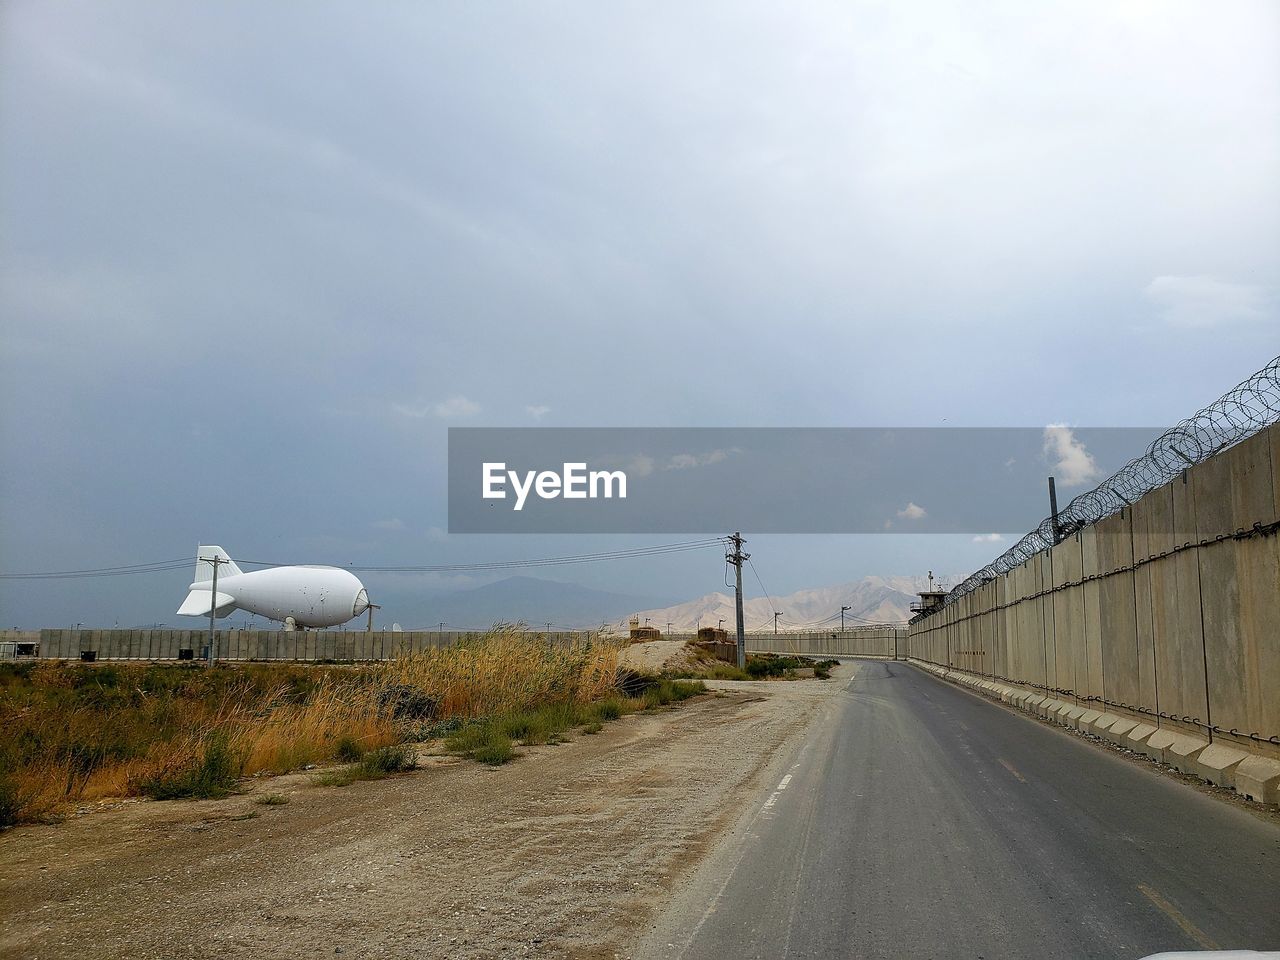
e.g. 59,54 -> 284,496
0,629 -> 704,827
443,679 -> 704,766
668,651 -> 839,682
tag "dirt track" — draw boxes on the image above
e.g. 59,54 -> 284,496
0,672 -> 847,960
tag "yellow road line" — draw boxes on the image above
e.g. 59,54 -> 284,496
1138,883 -> 1221,951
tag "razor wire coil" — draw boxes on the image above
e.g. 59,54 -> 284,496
939,355 -> 1280,609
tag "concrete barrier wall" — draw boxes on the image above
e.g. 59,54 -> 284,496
36,626 -> 907,663
744,628 -> 906,658
37,628 -> 599,662
907,422 -> 1280,763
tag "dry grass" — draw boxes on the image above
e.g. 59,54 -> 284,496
0,628 -> 629,827
381,630 -> 622,719
232,679 -> 399,775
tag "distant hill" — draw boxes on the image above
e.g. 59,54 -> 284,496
377,575 -> 674,631
633,574 -> 960,632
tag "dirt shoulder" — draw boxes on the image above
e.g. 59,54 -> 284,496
0,669 -> 850,960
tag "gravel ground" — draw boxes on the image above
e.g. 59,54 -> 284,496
0,671 -> 848,960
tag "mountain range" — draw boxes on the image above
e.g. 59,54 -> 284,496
373,573 -> 956,632
632,574 -> 957,632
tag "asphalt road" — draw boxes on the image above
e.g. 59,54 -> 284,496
638,660 -> 1280,960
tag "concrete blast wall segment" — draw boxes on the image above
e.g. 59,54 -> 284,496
907,422 -> 1280,802
36,629 -> 600,662
33,627 -> 906,662
744,628 -> 905,658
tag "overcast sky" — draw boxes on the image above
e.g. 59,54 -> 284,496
2,1 -> 1277,627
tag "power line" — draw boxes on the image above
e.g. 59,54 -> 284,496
254,538 -> 729,573
777,607 -> 909,630
0,559 -> 191,580
0,538 -> 729,581
745,557 -> 778,617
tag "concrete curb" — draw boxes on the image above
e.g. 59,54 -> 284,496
1234,756 -> 1280,805
903,659 -> 1278,808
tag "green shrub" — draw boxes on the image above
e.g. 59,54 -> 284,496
736,655 -> 839,680
358,744 -> 417,776
665,661 -> 752,681
745,656 -> 787,679
641,679 -> 705,708
335,736 -> 365,762
472,731 -> 517,765
142,734 -> 241,800
497,710 -> 550,745
812,659 -> 841,679
706,664 -> 751,680
445,722 -> 518,765
486,701 -> 604,745
594,697 -> 625,721
313,744 -> 417,786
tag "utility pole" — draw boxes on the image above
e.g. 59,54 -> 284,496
840,605 -> 851,632
725,532 -> 748,670
666,621 -> 672,637
773,611 -> 782,635
206,555 -> 227,666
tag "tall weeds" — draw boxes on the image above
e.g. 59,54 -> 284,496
0,628 -> 626,827
380,629 -> 622,718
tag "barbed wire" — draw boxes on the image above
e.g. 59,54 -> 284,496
939,354 -> 1280,610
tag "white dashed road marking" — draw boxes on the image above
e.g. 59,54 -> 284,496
762,774 -> 797,812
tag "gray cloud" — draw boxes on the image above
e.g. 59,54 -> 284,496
1043,425 -> 1101,488
1,1 -> 1277,626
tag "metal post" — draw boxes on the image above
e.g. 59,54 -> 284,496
841,605 -> 851,632
1048,476 -> 1063,542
